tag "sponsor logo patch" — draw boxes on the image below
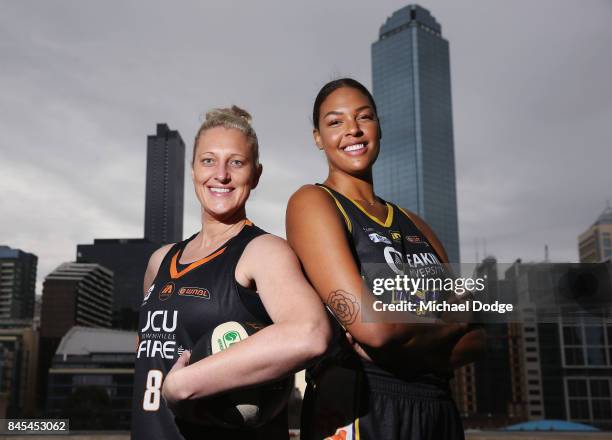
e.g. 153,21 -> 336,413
368,232 -> 392,245
390,231 -> 402,242
406,235 -> 429,246
178,286 -> 210,299
159,282 -> 175,301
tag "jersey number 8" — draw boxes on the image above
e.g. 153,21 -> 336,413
143,370 -> 163,411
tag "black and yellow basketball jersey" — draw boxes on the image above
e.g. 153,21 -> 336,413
131,222 -> 286,439
318,183 -> 446,300
316,184 -> 450,376
302,185 -> 460,440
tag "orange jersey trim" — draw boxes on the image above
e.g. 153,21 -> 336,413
169,247 -> 226,279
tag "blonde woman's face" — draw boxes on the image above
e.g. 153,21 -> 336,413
191,126 -> 260,220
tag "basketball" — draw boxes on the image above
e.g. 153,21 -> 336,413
182,321 -> 294,428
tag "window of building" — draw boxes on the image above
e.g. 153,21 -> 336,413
563,326 -> 583,345
587,347 -> 607,366
566,377 -> 612,423
565,348 -> 585,366
568,379 -> 588,397
569,399 -> 590,420
592,400 -> 612,420
561,321 -> 612,367
585,326 -> 605,345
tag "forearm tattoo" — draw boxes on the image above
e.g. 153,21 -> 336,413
326,290 -> 360,326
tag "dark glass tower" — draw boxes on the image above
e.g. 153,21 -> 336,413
0,245 -> 37,320
144,124 -> 185,244
372,4 -> 460,263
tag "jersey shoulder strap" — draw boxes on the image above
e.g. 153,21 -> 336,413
316,183 -> 353,232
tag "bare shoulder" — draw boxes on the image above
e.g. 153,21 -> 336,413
143,243 -> 175,294
288,184 -> 335,208
148,243 -> 175,269
286,184 -> 343,226
242,234 -> 295,264
398,206 -> 449,263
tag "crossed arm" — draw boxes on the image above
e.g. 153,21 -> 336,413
153,234 -> 331,405
286,185 -> 485,375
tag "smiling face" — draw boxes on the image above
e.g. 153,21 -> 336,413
314,86 -> 380,176
191,126 -> 261,221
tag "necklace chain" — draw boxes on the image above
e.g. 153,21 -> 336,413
355,198 -> 377,207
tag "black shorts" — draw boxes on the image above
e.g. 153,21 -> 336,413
301,365 -> 464,440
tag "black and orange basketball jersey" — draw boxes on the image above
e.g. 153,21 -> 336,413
131,223 -> 282,439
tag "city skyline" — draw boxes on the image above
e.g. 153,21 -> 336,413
1,0 -> 611,292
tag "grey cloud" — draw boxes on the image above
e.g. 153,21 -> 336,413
1,0 -> 611,292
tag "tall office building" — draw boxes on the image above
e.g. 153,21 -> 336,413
372,4 -> 460,263
46,326 -> 136,430
38,262 -> 113,408
40,263 -> 113,337
452,257 -> 524,429
504,260 -> 612,429
579,205 -> 612,263
144,123 -> 185,244
0,321 -> 38,418
77,239 -> 158,330
0,245 -> 37,320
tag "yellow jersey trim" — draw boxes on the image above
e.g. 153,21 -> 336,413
320,186 -> 353,233
348,198 -> 394,228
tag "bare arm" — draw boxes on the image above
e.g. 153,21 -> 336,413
162,234 -> 331,402
286,185 -> 483,373
143,243 -> 174,295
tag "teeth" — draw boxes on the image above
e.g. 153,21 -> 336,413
210,187 -> 231,193
344,143 -> 365,152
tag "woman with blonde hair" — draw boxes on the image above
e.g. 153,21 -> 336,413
131,106 -> 331,439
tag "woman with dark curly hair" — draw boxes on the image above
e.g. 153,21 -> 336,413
286,78 -> 485,440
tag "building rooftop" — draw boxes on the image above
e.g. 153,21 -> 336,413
45,262 -> 113,281
56,326 -> 137,356
504,419 -> 599,432
379,4 -> 441,38
594,205 -> 612,226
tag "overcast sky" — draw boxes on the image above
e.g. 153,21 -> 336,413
1,0 -> 611,293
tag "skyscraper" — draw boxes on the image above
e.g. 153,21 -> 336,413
579,205 -> 612,263
0,245 -> 37,320
144,123 -> 185,244
77,238 -> 158,329
38,262 -> 113,408
40,262 -> 113,337
372,4 -> 460,263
